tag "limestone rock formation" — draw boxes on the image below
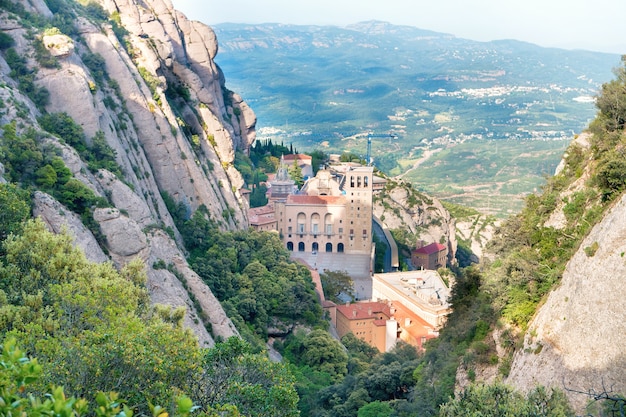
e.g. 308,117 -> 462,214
373,178 -> 457,264
506,192 -> 626,412
0,0 -> 255,344
33,191 -> 109,264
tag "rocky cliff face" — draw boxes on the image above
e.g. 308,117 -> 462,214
0,0 -> 253,345
373,177 -> 457,264
506,191 -> 626,411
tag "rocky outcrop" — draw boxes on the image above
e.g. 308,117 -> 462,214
0,0 -> 254,344
373,178 -> 457,264
506,193 -> 626,412
33,191 -> 109,264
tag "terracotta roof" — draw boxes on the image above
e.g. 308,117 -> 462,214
286,194 -> 347,205
248,205 -> 275,216
413,242 -> 447,255
249,216 -> 276,226
336,301 -> 391,321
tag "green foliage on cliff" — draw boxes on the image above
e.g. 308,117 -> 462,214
0,216 -> 300,416
483,56 -> 626,330
175,207 -> 324,346
439,383 -> 573,417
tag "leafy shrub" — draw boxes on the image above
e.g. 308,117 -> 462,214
4,48 -> 50,109
0,31 -> 15,49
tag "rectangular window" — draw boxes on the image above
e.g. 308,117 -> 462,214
326,224 -> 332,234
297,223 -> 305,233
312,223 -> 319,234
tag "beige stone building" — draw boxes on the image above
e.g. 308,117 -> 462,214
411,242 -> 447,270
274,166 -> 374,255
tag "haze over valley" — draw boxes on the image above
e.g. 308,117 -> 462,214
212,21 -> 620,214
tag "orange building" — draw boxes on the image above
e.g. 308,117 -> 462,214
333,300 -> 438,352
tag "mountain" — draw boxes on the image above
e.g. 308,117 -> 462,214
0,0 -> 256,346
212,21 -> 621,215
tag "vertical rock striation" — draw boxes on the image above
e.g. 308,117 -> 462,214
0,0 -> 255,345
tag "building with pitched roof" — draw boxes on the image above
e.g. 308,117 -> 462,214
282,153 -> 314,179
332,300 -> 438,352
411,242 -> 447,270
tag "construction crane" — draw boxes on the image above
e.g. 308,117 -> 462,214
366,132 -> 398,166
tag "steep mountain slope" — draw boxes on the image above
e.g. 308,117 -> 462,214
0,0 -> 256,345
466,59 -> 626,412
507,190 -> 626,410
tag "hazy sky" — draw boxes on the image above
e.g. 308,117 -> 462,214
171,0 -> 625,54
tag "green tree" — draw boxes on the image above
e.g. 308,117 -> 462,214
358,400 -> 393,417
300,330 -> 349,380
0,183 -> 30,243
595,55 -> 626,133
320,269 -> 355,303
289,159 -> 304,187
0,220 -> 201,412
438,383 -> 573,417
35,163 -> 58,188
191,337 -> 300,417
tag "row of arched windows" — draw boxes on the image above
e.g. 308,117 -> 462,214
296,212 -> 334,235
286,242 -> 345,253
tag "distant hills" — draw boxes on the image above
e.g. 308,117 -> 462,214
213,21 -> 621,215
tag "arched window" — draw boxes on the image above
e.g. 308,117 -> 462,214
298,242 -> 305,252
325,242 -> 333,253
311,213 -> 320,235
338,243 -> 344,253
312,242 -> 319,252
297,212 -> 306,235
287,242 -> 294,251
324,213 -> 333,235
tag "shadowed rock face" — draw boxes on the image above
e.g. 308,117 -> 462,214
1,0 -> 253,345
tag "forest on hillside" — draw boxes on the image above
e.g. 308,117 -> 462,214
2,53 -> 625,413
1,0 -> 626,414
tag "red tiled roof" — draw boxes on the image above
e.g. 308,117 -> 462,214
248,205 -> 275,216
336,301 -> 391,321
287,195 -> 347,205
249,216 -> 276,226
413,242 -> 446,255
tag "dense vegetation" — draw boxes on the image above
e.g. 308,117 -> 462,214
0,196 -> 301,416
1,0 -> 625,414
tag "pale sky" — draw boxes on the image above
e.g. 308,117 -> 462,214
170,0 -> 625,54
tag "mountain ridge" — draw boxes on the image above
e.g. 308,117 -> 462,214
212,20 -> 620,215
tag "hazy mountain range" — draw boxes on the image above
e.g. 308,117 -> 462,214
213,21 -> 621,214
